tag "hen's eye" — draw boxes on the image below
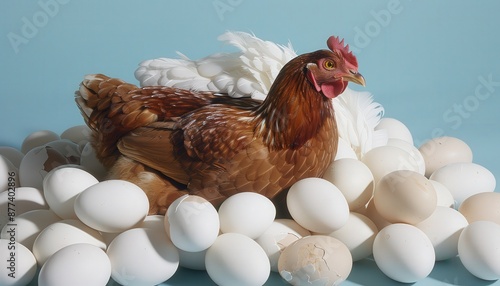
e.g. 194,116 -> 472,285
323,60 -> 335,70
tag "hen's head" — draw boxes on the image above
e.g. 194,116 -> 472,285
305,36 -> 365,98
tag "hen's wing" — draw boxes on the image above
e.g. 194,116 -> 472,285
117,122 -> 190,184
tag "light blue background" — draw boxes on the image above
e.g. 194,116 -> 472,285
1,1 -> 500,285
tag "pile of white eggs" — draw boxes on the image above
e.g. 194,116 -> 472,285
1,117 -> 500,286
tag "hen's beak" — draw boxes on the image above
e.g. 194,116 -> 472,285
343,72 -> 366,87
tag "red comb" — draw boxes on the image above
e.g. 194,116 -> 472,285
327,36 -> 358,67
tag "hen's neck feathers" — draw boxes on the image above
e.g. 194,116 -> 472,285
253,53 -> 335,150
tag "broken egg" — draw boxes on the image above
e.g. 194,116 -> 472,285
278,235 -> 352,286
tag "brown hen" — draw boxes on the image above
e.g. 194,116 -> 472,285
75,36 -> 365,214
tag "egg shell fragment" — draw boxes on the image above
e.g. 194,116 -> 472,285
287,178 -> 349,234
38,243 -> 111,286
415,206 -> 468,261
373,223 -> 435,283
278,235 -> 352,286
43,166 -> 98,219
107,228 -> 179,286
19,145 -> 69,190
255,218 -> 311,272
32,219 -> 106,265
418,136 -> 473,177
167,195 -> 219,252
205,233 -> 270,286
327,212 -> 378,261
374,170 -> 437,224
458,221 -> 500,280
458,192 -> 500,225
322,158 -> 374,211
218,192 -> 276,239
75,180 -> 149,233
0,239 -> 37,286
430,162 -> 496,208
45,139 -> 82,165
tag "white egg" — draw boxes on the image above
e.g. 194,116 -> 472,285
0,147 -> 24,168
278,235 -> 352,286
60,125 -> 92,145
38,243 -> 111,286
287,178 -> 349,234
373,223 -> 435,283
167,195 -> 219,252
374,170 -> 437,224
74,180 -> 149,233
1,209 -> 61,250
386,138 -> 426,175
43,166 -> 98,219
334,137 -> 358,160
458,221 -> 500,280
0,239 -> 37,286
107,228 -> 179,286
361,145 -> 420,184
205,233 -> 270,286
430,180 -> 455,208
32,219 -> 106,265
415,206 -> 468,261
418,136 -> 473,177
178,248 -> 207,270
218,192 -> 275,239
375,117 -> 413,144
19,145 -> 69,190
255,219 -> 311,272
79,142 -> 107,180
328,212 -> 378,261
322,158 -> 374,211
0,187 -> 48,230
21,130 -> 60,154
430,162 -> 496,208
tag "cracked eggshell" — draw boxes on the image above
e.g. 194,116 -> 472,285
255,219 -> 311,272
278,235 -> 352,286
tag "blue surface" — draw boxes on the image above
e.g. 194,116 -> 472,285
2,1 -> 500,285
